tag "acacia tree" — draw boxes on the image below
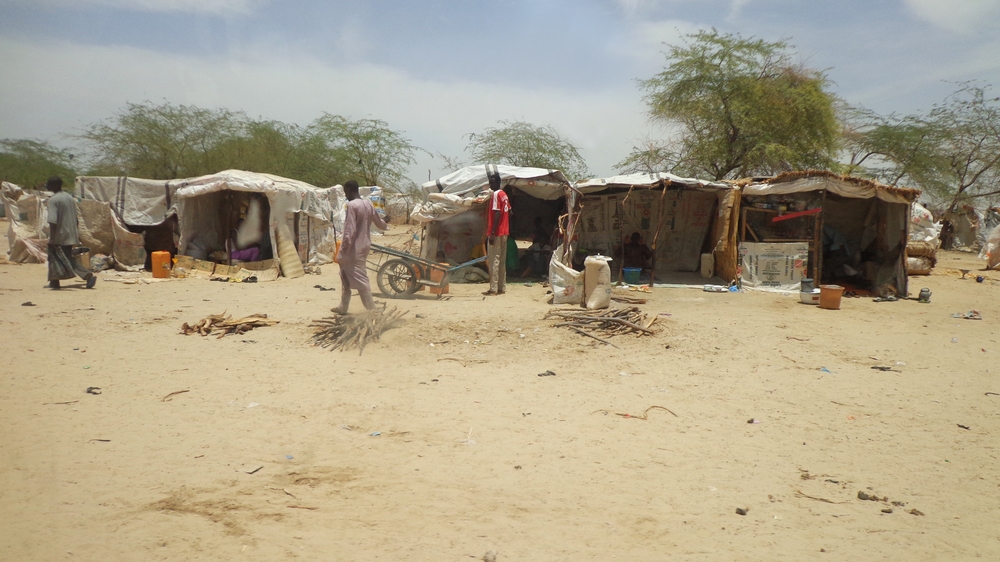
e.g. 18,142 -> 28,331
843,84 -> 1000,210
0,139 -> 78,190
465,120 -> 590,180
307,114 -> 423,189
640,29 -> 839,180
614,139 -> 681,175
80,102 -> 247,179
838,106 -> 942,187
924,84 -> 1000,210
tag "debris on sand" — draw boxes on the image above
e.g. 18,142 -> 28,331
310,305 -> 407,355
180,313 -> 279,338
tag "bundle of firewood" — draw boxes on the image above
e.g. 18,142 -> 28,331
310,305 -> 407,355
180,313 -> 279,338
545,306 -> 657,347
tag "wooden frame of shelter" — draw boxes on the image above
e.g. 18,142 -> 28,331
564,173 -> 741,285
738,171 -> 920,296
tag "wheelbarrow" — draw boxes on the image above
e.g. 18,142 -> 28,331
368,244 -> 486,298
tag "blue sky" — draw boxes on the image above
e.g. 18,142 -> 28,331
1,0 -> 999,182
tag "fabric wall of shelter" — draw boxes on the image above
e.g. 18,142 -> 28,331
420,209 -> 487,264
578,189 -> 716,273
942,209 -> 981,250
77,199 -> 114,256
177,191 -> 228,260
2,185 -> 48,263
76,176 -> 178,226
880,200 -> 910,295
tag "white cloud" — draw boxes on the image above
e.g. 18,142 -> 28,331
0,36 -> 649,179
902,0 -> 1000,33
3,0 -> 266,15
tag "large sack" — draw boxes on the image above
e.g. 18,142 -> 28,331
550,244 -> 583,305
982,224 -> 1000,270
584,255 -> 613,310
907,256 -> 933,275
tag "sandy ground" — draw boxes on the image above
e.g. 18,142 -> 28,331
2,219 -> 999,561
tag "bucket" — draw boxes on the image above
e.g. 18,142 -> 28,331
819,284 -> 844,310
800,278 -> 814,292
151,251 -> 172,278
429,263 -> 449,295
623,267 -> 641,284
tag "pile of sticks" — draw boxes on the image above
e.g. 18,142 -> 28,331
310,305 -> 407,355
180,313 -> 279,338
545,306 -> 657,348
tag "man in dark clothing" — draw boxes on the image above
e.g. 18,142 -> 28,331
622,231 -> 652,270
46,176 -> 96,289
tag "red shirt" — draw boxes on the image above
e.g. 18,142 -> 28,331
486,189 -> 510,237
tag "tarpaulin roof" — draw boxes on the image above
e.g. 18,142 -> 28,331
742,171 -> 919,204
575,171 -> 733,193
77,169 -> 340,225
413,164 -> 572,224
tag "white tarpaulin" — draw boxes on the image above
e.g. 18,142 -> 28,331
173,170 -> 341,271
414,164 -> 570,224
910,202 -> 940,243
744,174 -> 918,204
575,171 -> 731,193
81,170 -> 342,274
3,181 -> 143,266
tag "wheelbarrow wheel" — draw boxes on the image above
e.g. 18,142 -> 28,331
377,259 -> 419,297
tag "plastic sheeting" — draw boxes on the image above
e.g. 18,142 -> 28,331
81,170 -> 344,273
414,164 -> 570,224
910,202 -> 940,243
982,224 -> 1000,269
575,171 -> 731,193
744,175 -> 918,205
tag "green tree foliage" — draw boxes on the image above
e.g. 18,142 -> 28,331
0,139 -> 78,191
614,139 -> 680,175
639,29 -> 839,180
839,106 -> 941,187
465,120 -> 590,181
307,114 -> 424,190
81,102 -> 245,179
77,102 -> 422,189
844,84 -> 1000,209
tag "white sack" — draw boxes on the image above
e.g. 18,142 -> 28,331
982,224 -> 1000,270
550,244 -> 583,305
584,255 -> 613,310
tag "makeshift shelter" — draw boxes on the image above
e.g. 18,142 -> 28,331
77,170 -> 342,278
2,181 -> 117,265
571,172 -> 740,283
412,164 -> 572,264
739,171 -> 919,295
940,205 -> 983,251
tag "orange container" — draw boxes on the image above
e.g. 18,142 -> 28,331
429,263 -> 449,295
151,251 -> 172,278
819,284 -> 844,310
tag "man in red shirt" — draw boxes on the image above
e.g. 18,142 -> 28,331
483,173 -> 510,295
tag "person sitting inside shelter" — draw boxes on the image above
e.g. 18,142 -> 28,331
622,232 -> 652,270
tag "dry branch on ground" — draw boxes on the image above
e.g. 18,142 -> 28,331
180,313 -> 279,338
310,305 -> 407,355
545,306 -> 658,345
